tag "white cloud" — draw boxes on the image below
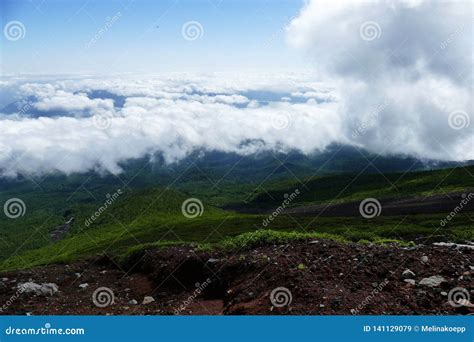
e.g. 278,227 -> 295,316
0,73 -> 343,177
286,0 -> 473,161
33,90 -> 114,114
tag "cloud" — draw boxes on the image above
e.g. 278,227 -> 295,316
287,0 -> 473,160
33,90 -> 114,114
0,74 -> 343,177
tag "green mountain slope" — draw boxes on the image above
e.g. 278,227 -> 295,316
243,165 -> 474,209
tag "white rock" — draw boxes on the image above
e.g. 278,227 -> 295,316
207,258 -> 220,264
19,282 -> 58,296
421,255 -> 429,263
142,296 -> 155,305
40,283 -> 59,296
129,299 -> 138,305
79,283 -> 89,289
433,242 -> 474,250
419,276 -> 446,287
402,269 -> 416,278
404,279 -> 416,285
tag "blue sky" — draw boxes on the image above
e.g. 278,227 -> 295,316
1,0 -> 306,74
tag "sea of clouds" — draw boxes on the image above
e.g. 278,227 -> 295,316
0,0 -> 472,177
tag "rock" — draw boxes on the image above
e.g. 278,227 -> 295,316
419,276 -> 446,287
79,283 -> 89,289
19,282 -> 59,296
402,269 -> 416,279
1,278 -> 8,282
129,299 -> 138,305
404,279 -> 416,285
421,255 -> 429,263
308,240 -> 319,244
207,258 -> 220,264
142,296 -> 155,305
319,304 -> 325,308
441,291 -> 448,296
433,242 -> 474,251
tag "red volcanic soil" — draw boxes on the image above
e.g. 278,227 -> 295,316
0,239 -> 472,315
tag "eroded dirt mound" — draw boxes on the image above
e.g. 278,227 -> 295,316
0,240 -> 472,315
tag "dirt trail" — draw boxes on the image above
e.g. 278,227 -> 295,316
238,191 -> 474,217
0,239 -> 472,315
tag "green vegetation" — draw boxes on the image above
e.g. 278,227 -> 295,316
0,163 -> 472,272
246,165 -> 474,208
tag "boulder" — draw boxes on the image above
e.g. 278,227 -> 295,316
19,282 -> 59,296
142,296 -> 155,305
419,276 -> 446,287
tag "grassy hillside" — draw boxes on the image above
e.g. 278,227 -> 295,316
244,165 -> 474,209
0,163 -> 473,272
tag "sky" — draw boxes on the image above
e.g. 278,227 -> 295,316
0,0 -> 305,74
0,0 -> 472,177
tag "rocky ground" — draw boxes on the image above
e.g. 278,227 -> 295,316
0,239 -> 473,315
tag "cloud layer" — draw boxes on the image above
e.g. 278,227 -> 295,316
0,74 -> 344,176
